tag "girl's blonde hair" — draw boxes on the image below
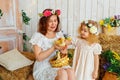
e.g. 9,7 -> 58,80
78,20 -> 99,44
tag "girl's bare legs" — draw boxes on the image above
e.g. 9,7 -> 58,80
56,68 -> 68,80
66,68 -> 76,80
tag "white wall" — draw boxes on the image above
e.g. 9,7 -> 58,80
18,0 -> 120,51
0,0 -> 119,52
19,0 -> 120,38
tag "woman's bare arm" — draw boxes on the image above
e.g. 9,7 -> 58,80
33,45 -> 55,61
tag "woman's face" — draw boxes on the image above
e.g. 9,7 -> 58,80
80,25 -> 89,39
47,15 -> 58,32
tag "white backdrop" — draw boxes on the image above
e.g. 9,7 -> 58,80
18,0 -> 120,51
19,0 -> 120,37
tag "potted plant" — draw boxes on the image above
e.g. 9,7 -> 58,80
101,50 -> 120,80
99,16 -> 120,35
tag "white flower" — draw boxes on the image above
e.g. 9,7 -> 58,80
88,24 -> 93,27
117,23 -> 119,27
89,26 -> 97,34
52,10 -> 55,14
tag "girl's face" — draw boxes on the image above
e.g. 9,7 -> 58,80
80,25 -> 89,39
47,15 -> 58,32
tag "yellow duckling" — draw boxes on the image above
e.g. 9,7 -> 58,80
55,37 -> 66,47
65,36 -> 72,41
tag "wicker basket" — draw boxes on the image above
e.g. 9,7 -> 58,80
102,27 -> 117,35
49,54 -> 69,68
102,71 -> 117,80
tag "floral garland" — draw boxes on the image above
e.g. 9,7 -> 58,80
84,21 -> 98,35
39,9 -> 61,17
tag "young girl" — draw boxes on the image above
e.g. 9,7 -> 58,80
29,9 -> 75,80
72,20 -> 102,80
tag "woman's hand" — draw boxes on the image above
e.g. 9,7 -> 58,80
54,44 -> 65,50
92,70 -> 98,79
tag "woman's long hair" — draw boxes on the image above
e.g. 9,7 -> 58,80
38,9 -> 60,35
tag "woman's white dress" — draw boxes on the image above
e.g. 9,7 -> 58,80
29,31 -> 64,80
72,38 -> 102,80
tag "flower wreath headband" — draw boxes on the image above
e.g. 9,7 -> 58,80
84,20 -> 98,35
39,9 -> 61,17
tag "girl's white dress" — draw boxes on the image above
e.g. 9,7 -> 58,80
29,31 -> 64,80
72,38 -> 102,80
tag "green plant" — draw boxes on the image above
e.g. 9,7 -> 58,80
0,9 -> 3,19
102,50 -> 120,77
23,33 -> 30,51
68,49 -> 74,59
22,10 -> 31,25
68,49 -> 74,66
99,17 -> 120,28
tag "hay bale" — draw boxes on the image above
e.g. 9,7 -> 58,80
0,52 -> 35,80
98,34 -> 120,79
99,34 -> 120,53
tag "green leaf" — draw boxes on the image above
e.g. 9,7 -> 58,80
38,13 -> 43,17
0,9 -> 1,13
23,33 -> 30,41
1,13 -> 3,16
0,9 -> 3,18
104,18 -> 111,24
102,50 -> 120,76
111,59 -> 116,64
23,43 -> 27,51
68,53 -> 73,59
21,10 -> 31,25
110,21 -> 116,27
68,49 -> 74,59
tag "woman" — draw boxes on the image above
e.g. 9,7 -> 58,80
29,9 -> 75,80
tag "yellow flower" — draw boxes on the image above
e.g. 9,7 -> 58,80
112,51 -> 120,61
107,24 -> 112,32
55,37 -> 66,46
99,20 -> 104,26
110,17 -> 115,21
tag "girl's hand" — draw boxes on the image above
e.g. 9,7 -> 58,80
60,45 -> 68,54
92,71 -> 98,79
54,44 -> 68,54
65,39 -> 72,45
